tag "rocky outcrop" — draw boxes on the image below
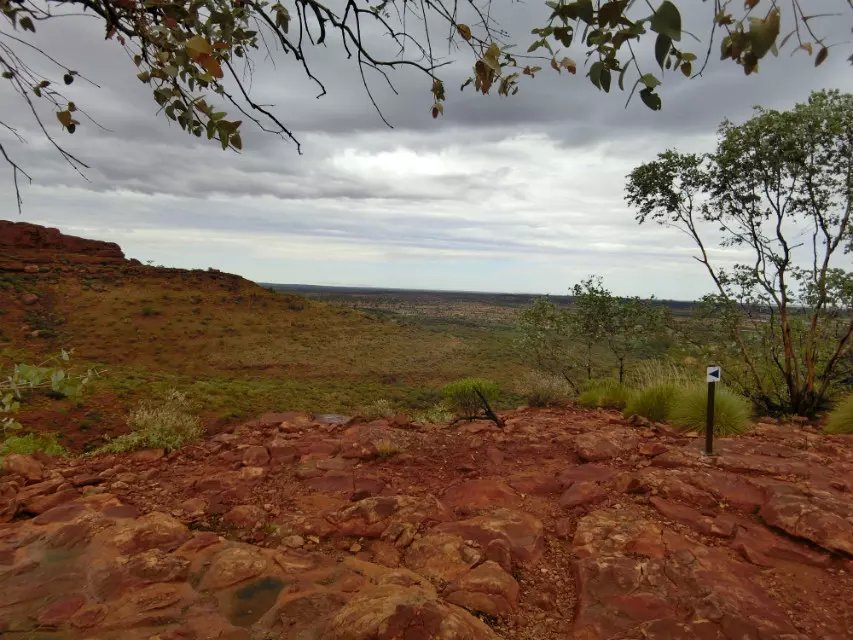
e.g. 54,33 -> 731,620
1,407 -> 851,639
0,220 -> 124,260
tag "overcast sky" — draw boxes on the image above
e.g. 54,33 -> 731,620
2,1 -> 852,299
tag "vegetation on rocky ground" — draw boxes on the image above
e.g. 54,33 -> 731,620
0,432 -> 65,459
519,371 -> 572,407
825,394 -> 853,435
577,378 -> 635,411
442,378 -> 504,427
623,383 -> 680,423
1,351 -> 94,458
95,390 -> 203,454
669,385 -> 752,436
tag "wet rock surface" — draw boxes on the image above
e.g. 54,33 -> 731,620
1,406 -> 851,639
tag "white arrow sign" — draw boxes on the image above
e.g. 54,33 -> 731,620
706,365 -> 721,383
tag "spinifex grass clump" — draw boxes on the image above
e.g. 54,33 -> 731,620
97,390 -> 203,454
825,394 -> 853,434
442,378 -> 504,427
669,385 -> 751,436
519,371 -> 571,407
577,378 -> 634,410
623,383 -> 680,423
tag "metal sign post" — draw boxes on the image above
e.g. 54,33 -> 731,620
705,365 -> 721,455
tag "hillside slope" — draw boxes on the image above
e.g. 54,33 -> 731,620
0,221 -> 524,449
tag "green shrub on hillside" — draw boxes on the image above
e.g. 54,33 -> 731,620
669,385 -> 751,436
825,394 -> 853,434
623,383 -> 679,422
577,378 -> 634,410
442,378 -> 503,426
96,390 -> 203,454
0,432 -> 66,459
520,371 -> 571,407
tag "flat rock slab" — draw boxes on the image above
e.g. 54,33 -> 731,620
759,483 -> 853,555
0,495 -> 497,640
572,507 -> 802,640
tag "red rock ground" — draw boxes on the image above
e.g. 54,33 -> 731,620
1,406 -> 852,639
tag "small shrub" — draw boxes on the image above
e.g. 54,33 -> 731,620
623,383 -> 680,422
412,402 -> 454,424
442,378 -> 504,426
141,306 -> 160,317
520,371 -> 571,407
669,385 -> 751,436
373,438 -> 403,459
359,398 -> 395,420
577,378 -> 634,410
825,394 -> 853,434
0,432 -> 66,459
96,390 -> 203,454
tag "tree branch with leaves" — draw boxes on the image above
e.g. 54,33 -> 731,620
2,0 -> 851,209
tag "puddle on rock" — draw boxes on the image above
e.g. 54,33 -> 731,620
228,576 -> 286,627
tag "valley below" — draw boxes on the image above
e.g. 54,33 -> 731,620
1,221 -> 851,640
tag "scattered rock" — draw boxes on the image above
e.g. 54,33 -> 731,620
403,533 -> 482,583
222,504 -> 267,529
575,429 -> 638,462
442,478 -> 522,511
435,508 -> 544,567
241,445 -> 270,466
559,481 -> 607,509
444,560 -> 520,617
2,454 -> 45,482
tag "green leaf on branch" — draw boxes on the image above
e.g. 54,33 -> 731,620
655,34 -> 671,69
639,87 -> 662,110
640,73 -> 660,89
747,8 -> 780,59
650,1 -> 681,42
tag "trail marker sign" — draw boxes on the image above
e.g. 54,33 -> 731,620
704,364 -> 720,456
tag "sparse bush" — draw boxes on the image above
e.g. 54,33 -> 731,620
623,383 -> 679,422
669,385 -> 751,436
96,390 -> 203,454
373,438 -> 403,459
519,371 -> 571,407
141,306 -> 160,317
359,398 -> 396,420
442,378 -> 504,427
825,394 -> 853,435
577,378 -> 634,410
0,432 -> 66,459
412,402 -> 454,424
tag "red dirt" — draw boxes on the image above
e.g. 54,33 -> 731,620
1,406 -> 851,639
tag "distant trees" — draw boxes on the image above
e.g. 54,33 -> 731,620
517,277 -> 666,389
626,90 -> 852,416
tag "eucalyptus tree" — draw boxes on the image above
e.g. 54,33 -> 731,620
626,90 -> 852,415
